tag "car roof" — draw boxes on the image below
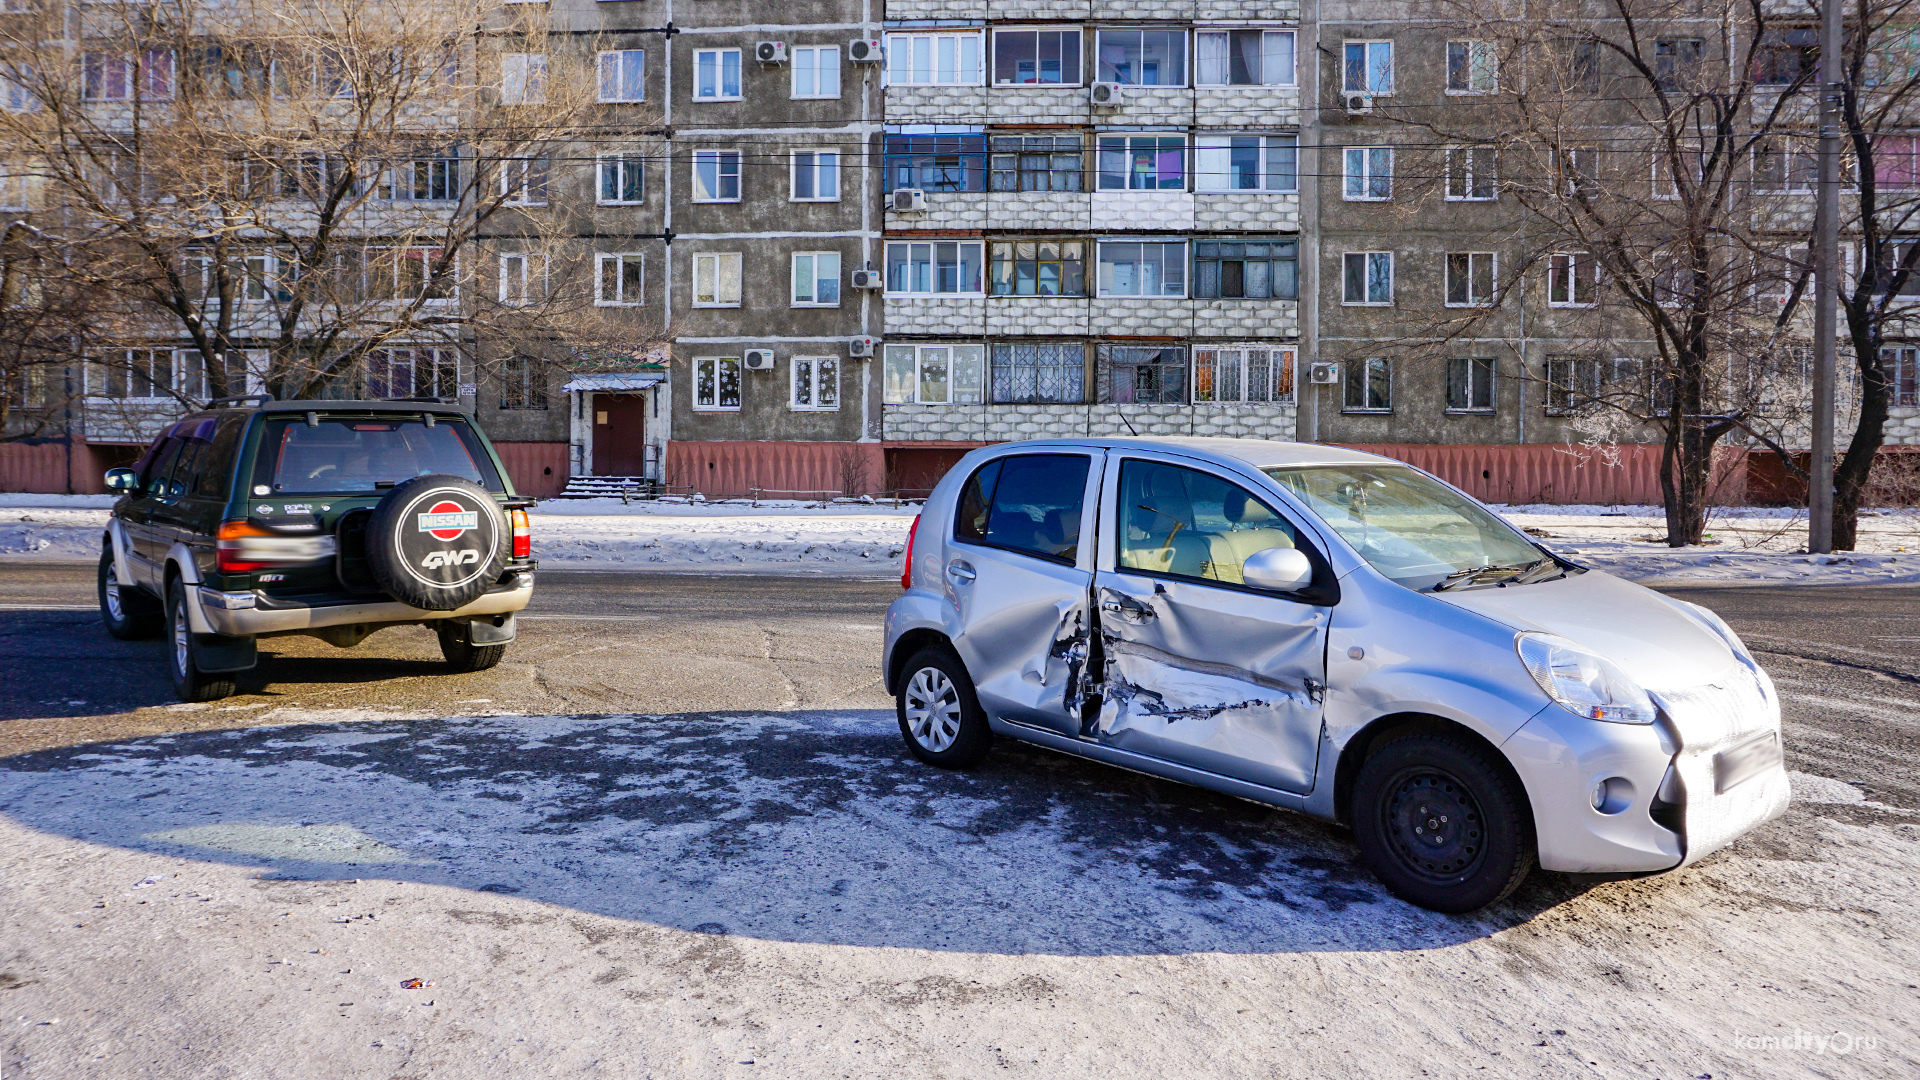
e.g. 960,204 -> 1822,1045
244,399 -> 470,415
986,436 -> 1405,470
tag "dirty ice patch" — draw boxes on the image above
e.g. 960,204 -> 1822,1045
0,710 -> 1503,956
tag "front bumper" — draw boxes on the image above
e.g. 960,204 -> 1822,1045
195,572 -> 534,637
1503,663 -> 1789,874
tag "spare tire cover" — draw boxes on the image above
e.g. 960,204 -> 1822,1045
364,475 -> 506,611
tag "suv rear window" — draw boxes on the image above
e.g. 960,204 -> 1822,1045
251,415 -> 504,495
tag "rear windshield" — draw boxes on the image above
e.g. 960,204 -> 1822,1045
250,415 -> 504,495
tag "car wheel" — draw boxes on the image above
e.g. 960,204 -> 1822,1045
166,577 -> 237,703
896,647 -> 992,768
1351,732 -> 1534,914
99,547 -> 161,640
438,623 -> 506,673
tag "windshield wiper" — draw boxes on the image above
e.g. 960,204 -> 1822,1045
1431,563 -> 1533,592
1507,557 -> 1564,585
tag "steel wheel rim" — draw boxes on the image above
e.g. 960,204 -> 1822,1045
104,563 -> 125,622
1382,767 -> 1488,885
171,595 -> 190,676
903,666 -> 962,753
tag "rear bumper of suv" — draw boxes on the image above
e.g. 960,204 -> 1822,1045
194,571 -> 534,637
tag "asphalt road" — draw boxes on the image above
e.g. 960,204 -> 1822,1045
2,562 -> 1918,1078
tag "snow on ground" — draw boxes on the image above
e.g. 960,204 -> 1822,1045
4,492 -> 1918,584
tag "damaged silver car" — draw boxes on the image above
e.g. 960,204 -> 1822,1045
883,438 -> 1790,912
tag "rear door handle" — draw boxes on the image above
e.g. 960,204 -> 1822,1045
946,561 -> 976,583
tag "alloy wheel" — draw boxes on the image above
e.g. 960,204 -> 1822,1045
104,563 -> 125,622
903,666 -> 962,753
172,597 -> 191,677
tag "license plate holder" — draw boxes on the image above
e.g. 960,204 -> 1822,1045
1714,731 -> 1782,794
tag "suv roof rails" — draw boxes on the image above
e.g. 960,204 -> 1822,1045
207,394 -> 275,409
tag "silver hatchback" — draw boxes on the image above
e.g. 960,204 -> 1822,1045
882,438 -> 1790,912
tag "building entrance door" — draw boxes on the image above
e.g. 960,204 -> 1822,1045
592,394 -> 649,476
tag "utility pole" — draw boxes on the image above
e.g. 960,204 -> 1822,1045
1809,0 -> 1844,553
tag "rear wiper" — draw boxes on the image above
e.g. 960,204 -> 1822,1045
1431,563 -> 1532,592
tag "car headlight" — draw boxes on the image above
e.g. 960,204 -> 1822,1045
1515,632 -> 1657,725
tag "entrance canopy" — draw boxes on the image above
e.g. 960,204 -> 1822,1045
563,373 -> 664,393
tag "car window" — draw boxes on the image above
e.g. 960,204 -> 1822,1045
142,437 -> 186,497
252,416 -> 502,495
952,453 -> 1091,564
1117,459 -> 1301,586
168,417 -> 222,498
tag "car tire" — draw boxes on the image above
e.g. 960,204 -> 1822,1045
895,647 -> 993,768
364,475 -> 507,612
166,577 -> 237,703
99,547 -> 162,640
1351,732 -> 1534,914
437,623 -> 506,673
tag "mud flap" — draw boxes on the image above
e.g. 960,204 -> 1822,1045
192,632 -> 258,673
450,613 -> 517,646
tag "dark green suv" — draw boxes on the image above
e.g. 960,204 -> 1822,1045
98,397 -> 538,701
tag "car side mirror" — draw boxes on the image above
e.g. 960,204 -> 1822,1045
105,468 -> 139,492
1242,546 -> 1314,594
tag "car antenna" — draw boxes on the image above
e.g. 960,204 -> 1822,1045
1118,407 -> 1139,437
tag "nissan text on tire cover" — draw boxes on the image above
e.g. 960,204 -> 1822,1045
367,475 -> 507,611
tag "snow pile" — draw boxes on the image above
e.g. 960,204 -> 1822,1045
530,499 -> 914,572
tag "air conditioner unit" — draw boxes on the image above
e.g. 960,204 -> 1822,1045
1344,92 -> 1374,116
849,39 -> 884,63
849,268 -> 883,289
755,41 -> 788,64
1308,362 -> 1341,385
848,336 -> 877,358
891,188 -> 926,213
744,349 -> 776,371
1090,81 -> 1124,108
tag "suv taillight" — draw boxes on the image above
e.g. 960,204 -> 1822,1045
901,515 -> 918,590
216,518 -> 331,574
510,508 -> 531,559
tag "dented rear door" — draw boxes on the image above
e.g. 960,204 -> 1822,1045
1088,453 -> 1327,794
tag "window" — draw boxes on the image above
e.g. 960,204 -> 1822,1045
1558,146 -> 1598,195
89,348 -> 178,399
1754,139 -> 1816,193
993,29 -> 1081,85
791,150 -> 839,200
1874,239 -> 1920,296
1548,252 -> 1597,306
1196,30 -> 1295,86
1195,134 -> 1297,192
885,241 -> 984,294
792,46 -> 840,98
791,251 -> 841,306
598,152 -> 644,204
692,150 -> 741,201
1116,459 -> 1303,587
990,241 -> 1086,296
501,53 -> 547,105
0,158 -> 29,210
499,356 -> 548,410
1446,41 -> 1498,93
1559,36 -> 1600,90
1446,146 -> 1495,200
694,356 -> 742,410
598,50 -> 645,103
693,49 -> 742,100
1193,346 -> 1294,404
499,157 -> 548,206
1445,252 -> 1496,307
1343,147 -> 1392,200
1344,40 -> 1393,94
885,32 -> 984,86
241,250 -> 291,302
499,253 -> 541,305
367,347 -> 459,401
1096,30 -> 1186,86
1446,357 -> 1496,412
990,343 -> 1085,403
1098,241 -> 1186,297
1754,28 -> 1818,86
1344,357 -> 1392,412
1655,39 -> 1702,92
1343,251 -> 1393,305
1882,347 -> 1919,406
1545,356 -> 1638,415
3,65 -> 38,113
1099,344 -> 1186,403
953,454 -> 1091,564
596,253 -> 644,306
1876,135 -> 1920,190
791,356 -> 839,411
693,252 -> 743,307
883,344 -> 985,404
380,151 -> 459,202
1096,133 -> 1185,190
990,135 -> 1083,192
84,49 -> 174,102
883,131 -> 986,192
1194,240 -> 1298,300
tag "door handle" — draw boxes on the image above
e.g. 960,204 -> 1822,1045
946,561 -> 976,583
1101,596 -> 1155,618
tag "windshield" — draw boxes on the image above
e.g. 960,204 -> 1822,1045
1261,464 -> 1547,591
252,416 -> 502,495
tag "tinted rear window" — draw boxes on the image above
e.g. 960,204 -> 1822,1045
251,416 -> 503,495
